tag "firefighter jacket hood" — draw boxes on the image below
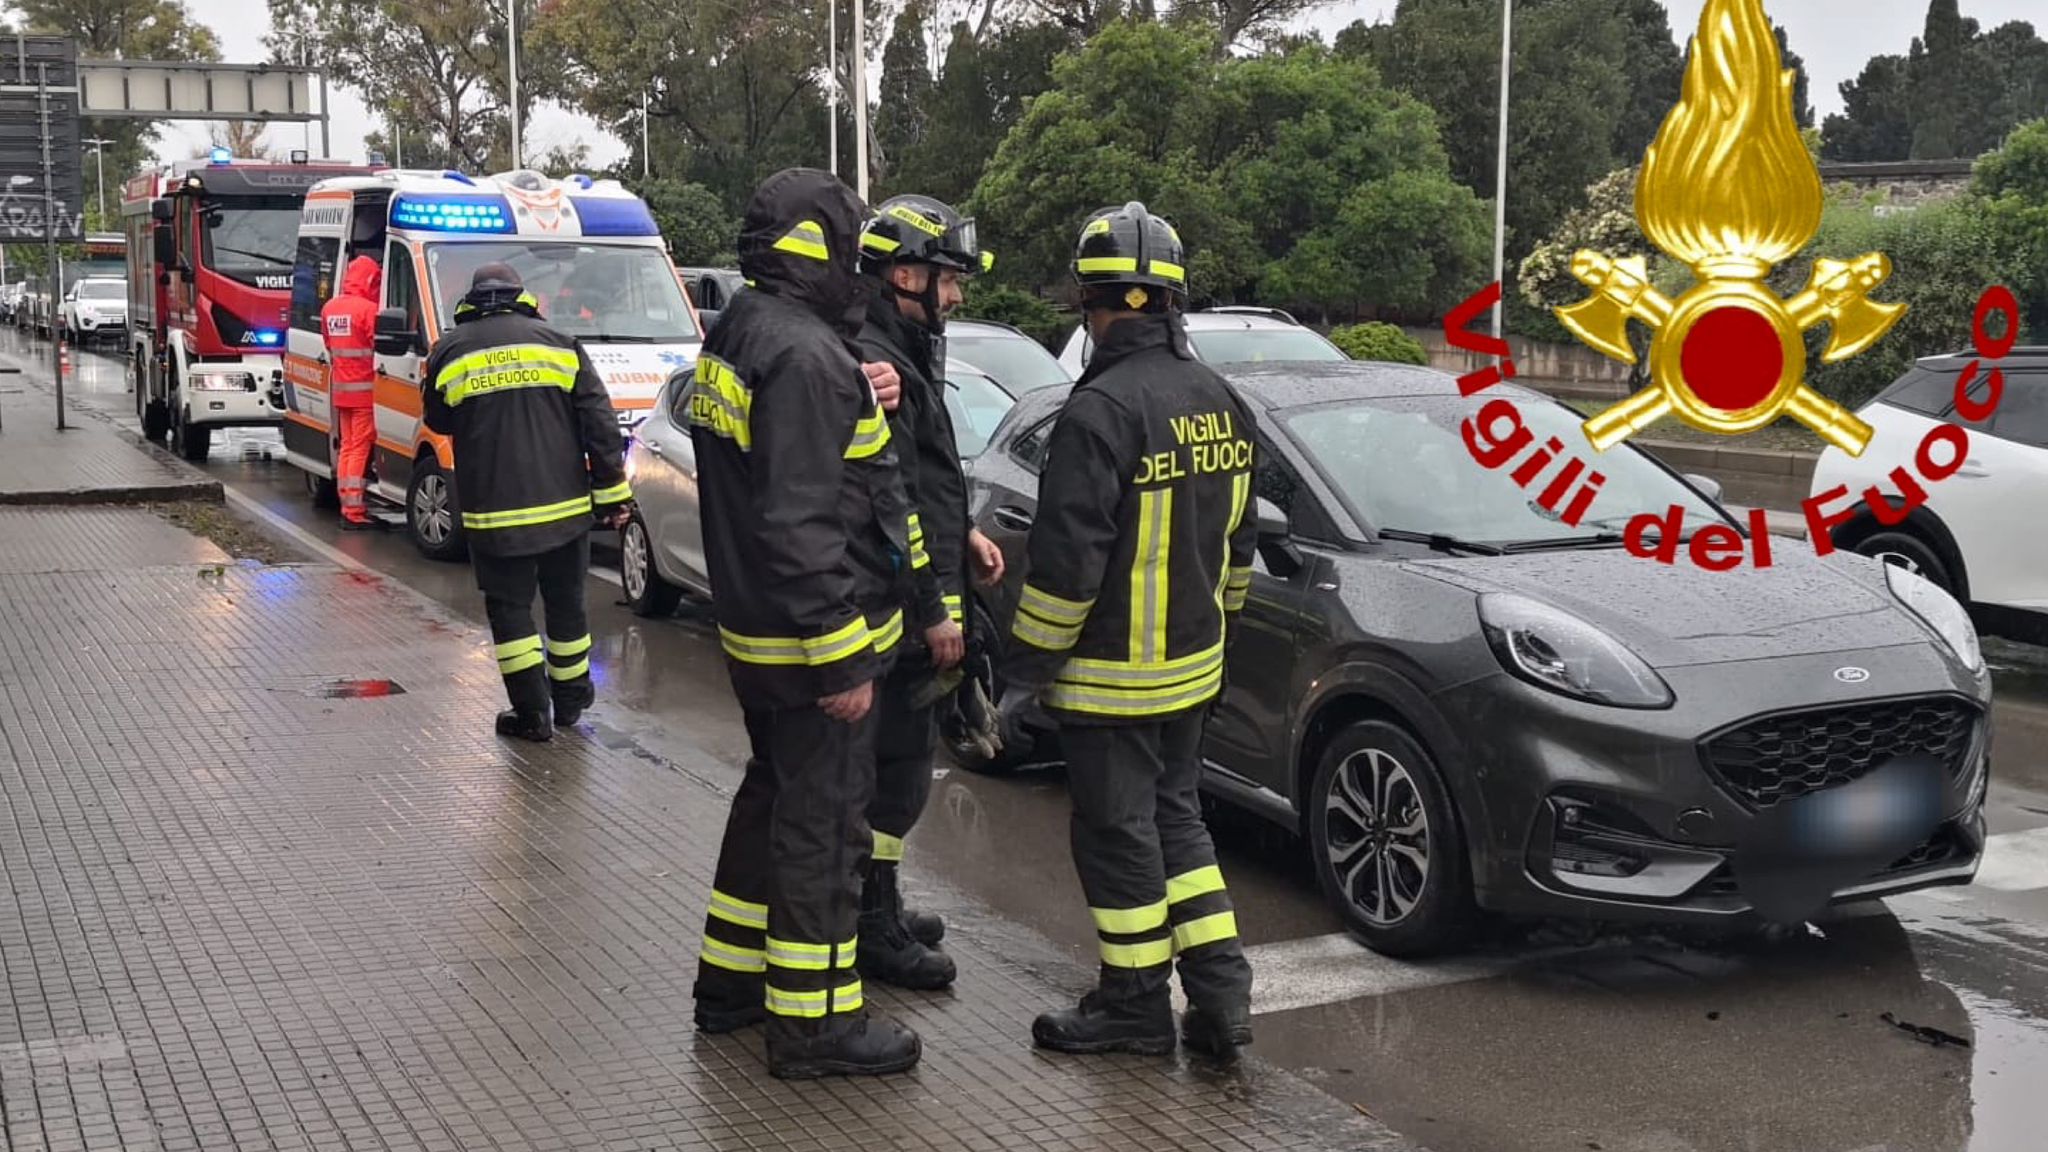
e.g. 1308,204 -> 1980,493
340,255 -> 381,303
419,308 -> 632,559
1003,312 -> 1260,724
688,263 -> 921,709
860,288 -> 966,638
737,167 -> 871,341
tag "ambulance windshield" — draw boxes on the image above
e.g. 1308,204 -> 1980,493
424,241 -> 699,342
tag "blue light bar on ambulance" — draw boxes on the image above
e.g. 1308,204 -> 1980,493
390,194 -> 514,233
210,146 -> 232,165
570,197 -> 660,237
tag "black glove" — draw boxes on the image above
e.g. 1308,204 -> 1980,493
992,682 -> 1047,757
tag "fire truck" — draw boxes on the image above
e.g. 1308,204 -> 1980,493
121,150 -> 385,461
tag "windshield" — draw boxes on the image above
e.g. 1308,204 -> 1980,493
943,365 -> 1017,458
1190,327 -> 1347,365
1282,394 -> 1732,547
426,241 -> 699,342
79,280 -> 124,300
201,196 -> 299,287
949,330 -> 1070,392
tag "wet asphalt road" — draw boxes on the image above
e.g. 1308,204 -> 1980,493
30,334 -> 2048,1151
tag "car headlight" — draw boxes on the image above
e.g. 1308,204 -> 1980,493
189,371 -> 255,392
1478,593 -> 1674,709
1884,562 -> 1982,672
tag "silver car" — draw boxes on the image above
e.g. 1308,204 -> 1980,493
1056,306 -> 1349,375
619,359 -> 1022,616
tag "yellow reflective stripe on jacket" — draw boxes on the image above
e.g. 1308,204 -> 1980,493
592,481 -> 632,505
869,608 -> 905,654
688,355 -> 753,450
436,343 -> 581,405
1218,471 -> 1253,612
699,938 -> 766,974
1127,488 -> 1172,663
1046,664 -> 1223,717
772,219 -> 830,262
1012,611 -> 1080,652
719,615 -> 873,667
707,888 -> 768,930
765,936 -> 857,972
1018,584 -> 1091,627
1100,937 -> 1175,969
1172,911 -> 1239,952
1166,865 -> 1227,905
844,408 -> 891,460
462,494 -> 593,531
1090,899 -> 1168,936
1060,640 -> 1223,687
942,594 -> 963,625
765,980 -> 864,1018
907,513 -> 931,569
873,830 -> 905,863
1222,567 -> 1253,612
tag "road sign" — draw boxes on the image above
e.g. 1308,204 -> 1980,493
0,36 -> 84,245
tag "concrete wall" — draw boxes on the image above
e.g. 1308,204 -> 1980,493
1402,325 -> 1637,400
1817,160 -> 1976,213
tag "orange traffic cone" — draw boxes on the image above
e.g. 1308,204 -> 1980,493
58,341 -> 69,376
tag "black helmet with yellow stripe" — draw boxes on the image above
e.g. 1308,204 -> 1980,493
1073,201 -> 1186,312
859,195 -> 991,275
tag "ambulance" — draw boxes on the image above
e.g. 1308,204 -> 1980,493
280,168 -> 703,560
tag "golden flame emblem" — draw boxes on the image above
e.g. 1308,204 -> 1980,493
1559,0 -> 1904,456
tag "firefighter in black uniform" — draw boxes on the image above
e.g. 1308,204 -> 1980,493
687,168 -> 925,1079
994,203 -> 1259,1062
421,263 -> 633,742
852,195 -> 1008,990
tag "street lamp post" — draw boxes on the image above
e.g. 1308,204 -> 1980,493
82,136 -> 111,220
851,0 -> 868,200
641,89 -> 651,180
828,0 -> 838,177
1492,0 -> 1513,341
507,0 -> 523,169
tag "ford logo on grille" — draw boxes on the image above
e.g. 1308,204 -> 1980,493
1834,667 -> 1871,684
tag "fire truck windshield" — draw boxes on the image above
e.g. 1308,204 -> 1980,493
200,196 -> 300,289
424,241 -> 699,343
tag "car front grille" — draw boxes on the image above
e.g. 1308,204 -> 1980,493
1700,696 -> 1977,809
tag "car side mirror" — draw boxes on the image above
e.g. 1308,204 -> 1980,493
1682,472 -> 1724,504
1253,496 -> 1304,579
374,307 -> 419,356
151,226 -> 175,268
150,198 -> 174,223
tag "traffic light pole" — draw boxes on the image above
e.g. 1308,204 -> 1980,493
40,62 -> 64,430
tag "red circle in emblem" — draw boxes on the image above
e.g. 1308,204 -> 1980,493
1680,307 -> 1784,412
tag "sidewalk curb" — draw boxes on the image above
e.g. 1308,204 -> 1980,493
0,478 -> 221,506
1638,438 -> 1820,479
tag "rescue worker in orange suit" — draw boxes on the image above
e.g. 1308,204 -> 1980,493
421,263 -> 635,743
993,203 -> 1258,1063
687,168 -> 925,1079
851,194 -> 1007,991
321,255 -> 386,531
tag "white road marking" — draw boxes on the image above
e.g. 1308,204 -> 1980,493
222,488 -> 367,572
590,564 -> 622,588
1972,825 -> 2048,893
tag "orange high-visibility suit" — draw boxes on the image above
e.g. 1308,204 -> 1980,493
321,256 -> 382,525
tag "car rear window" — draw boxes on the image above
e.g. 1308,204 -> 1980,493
1875,366 -> 1961,416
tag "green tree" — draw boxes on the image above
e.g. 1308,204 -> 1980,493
876,0 -> 937,188
957,280 -> 1068,347
267,0 -> 528,172
1825,4 -> 2048,162
1976,118 -> 2048,336
1909,0 -> 1976,160
1612,0 -> 1683,159
631,178 -> 739,266
1823,55 -> 1912,161
1328,321 -> 1428,364
1775,24 -> 1814,130
887,18 -> 1076,204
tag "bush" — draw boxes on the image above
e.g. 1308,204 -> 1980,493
958,281 -> 1072,349
1328,321 -> 1428,365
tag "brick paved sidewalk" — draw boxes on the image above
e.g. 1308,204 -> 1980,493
0,506 -> 1414,1152
0,348 -> 219,505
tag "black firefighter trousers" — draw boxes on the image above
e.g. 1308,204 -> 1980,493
695,703 -> 879,1033
1063,707 -> 1253,1013
869,656 -> 937,866
474,533 -> 594,717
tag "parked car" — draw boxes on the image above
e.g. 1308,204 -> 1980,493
1809,348 -> 2048,643
1056,307 -> 1349,375
679,267 -> 745,333
948,319 -> 1072,394
960,360 -> 1990,955
618,357 -> 1020,616
59,277 -> 127,348
0,282 -> 24,324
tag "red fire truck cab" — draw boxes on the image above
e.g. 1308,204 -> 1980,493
121,150 -> 384,462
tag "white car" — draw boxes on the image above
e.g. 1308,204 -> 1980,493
59,277 -> 128,348
1808,348 -> 2048,641
1056,306 -> 1349,375
948,319 -> 1072,395
619,359 -> 1020,616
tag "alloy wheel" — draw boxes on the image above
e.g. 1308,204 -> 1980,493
1324,747 -> 1431,927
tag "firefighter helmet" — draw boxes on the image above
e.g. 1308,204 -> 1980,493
1072,202 -> 1186,309
859,195 -> 990,275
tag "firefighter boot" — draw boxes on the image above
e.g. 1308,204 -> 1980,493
767,1015 -> 923,1079
494,708 -> 554,743
692,976 -> 767,1034
903,907 -> 945,947
857,863 -> 956,990
1031,983 -> 1176,1056
552,679 -> 595,728
1179,1003 -> 1254,1065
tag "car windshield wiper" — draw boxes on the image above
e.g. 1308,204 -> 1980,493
1376,529 -> 1505,557
1501,533 -> 1630,553
578,332 -> 662,343
212,245 -> 291,267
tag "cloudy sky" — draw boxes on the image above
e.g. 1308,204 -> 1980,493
151,0 -> 2046,169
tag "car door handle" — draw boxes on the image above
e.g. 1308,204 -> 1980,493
992,505 -> 1035,531
1957,458 -> 1989,477
646,441 -> 664,457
